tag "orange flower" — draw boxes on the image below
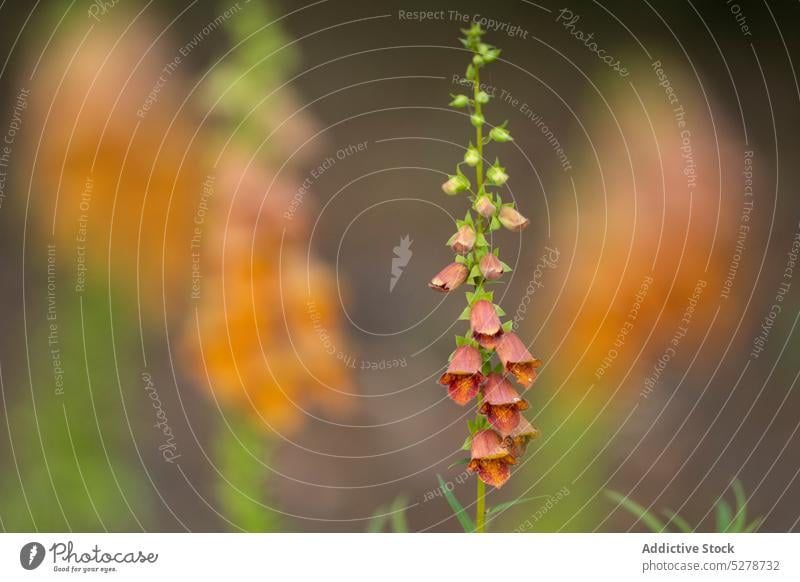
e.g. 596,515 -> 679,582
502,418 -> 540,458
468,429 -> 517,488
480,374 -> 528,435
438,346 -> 484,405
496,333 -> 541,388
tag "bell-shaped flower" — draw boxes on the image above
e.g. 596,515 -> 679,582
502,418 -> 540,458
470,300 -> 503,349
467,429 -> 517,488
449,225 -> 476,255
480,374 -> 528,435
474,195 -> 496,218
438,345 -> 484,405
498,206 -> 529,232
496,332 -> 541,388
479,253 -> 504,280
428,262 -> 468,292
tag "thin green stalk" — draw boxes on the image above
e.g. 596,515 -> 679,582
476,455 -> 486,532
474,68 -> 484,189
472,65 -> 488,534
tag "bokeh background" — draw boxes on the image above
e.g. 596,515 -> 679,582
0,0 -> 799,532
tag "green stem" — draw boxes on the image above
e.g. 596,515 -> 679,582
471,53 -> 489,535
476,467 -> 486,532
474,68 -> 484,189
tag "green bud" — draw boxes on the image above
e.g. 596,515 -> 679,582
466,64 -> 476,80
489,126 -> 512,142
449,94 -> 470,108
487,163 -> 509,185
470,113 -> 485,127
442,172 -> 470,195
476,91 -> 490,104
472,54 -> 484,67
482,48 -> 501,63
464,145 -> 480,167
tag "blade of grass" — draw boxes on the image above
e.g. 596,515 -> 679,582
663,509 -> 694,533
389,496 -> 409,533
743,517 -> 762,533
438,474 -> 476,532
731,480 -> 748,532
367,505 -> 388,533
487,495 -> 549,516
605,490 -> 666,532
715,499 -> 733,532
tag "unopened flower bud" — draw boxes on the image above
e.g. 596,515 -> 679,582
479,253 -> 503,280
470,113 -> 485,127
449,94 -> 469,108
474,195 -> 496,218
489,126 -> 512,142
441,173 -> 469,195
476,91 -> 490,104
487,164 -> 508,185
472,54 -> 484,67
498,206 -> 529,232
449,225 -> 476,255
464,146 -> 480,167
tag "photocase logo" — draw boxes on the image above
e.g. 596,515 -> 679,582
389,235 -> 413,293
20,542 -> 45,570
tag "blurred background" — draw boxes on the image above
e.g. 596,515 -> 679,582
0,0 -> 799,532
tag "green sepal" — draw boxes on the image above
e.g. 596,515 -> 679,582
502,320 -> 514,333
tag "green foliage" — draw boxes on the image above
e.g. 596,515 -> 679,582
215,417 -> 280,532
606,480 -> 763,533
367,496 -> 409,533
438,475 -> 476,532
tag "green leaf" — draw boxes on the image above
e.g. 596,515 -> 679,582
731,479 -> 748,532
502,321 -> 514,332
490,216 -> 501,231
487,495 -> 548,516
461,434 -> 472,450
495,305 -> 506,317
743,518 -> 762,533
605,490 -> 666,532
367,505 -> 388,533
458,306 -> 472,321
468,265 -> 482,283
715,499 -> 733,533
662,509 -> 694,533
437,475 -> 476,533
389,496 -> 409,533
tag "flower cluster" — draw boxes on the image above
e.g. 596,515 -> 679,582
429,25 -> 541,493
